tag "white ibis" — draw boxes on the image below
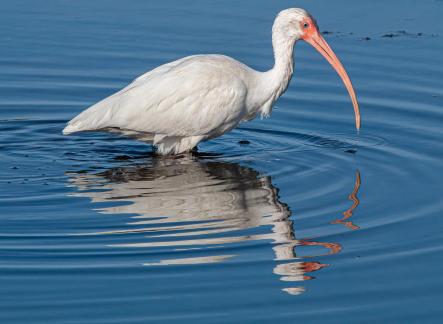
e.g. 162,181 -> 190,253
63,8 -> 361,155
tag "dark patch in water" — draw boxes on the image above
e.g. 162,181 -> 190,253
381,30 -> 435,38
68,169 -> 89,174
192,151 -> 223,158
239,140 -> 250,145
114,155 -> 131,160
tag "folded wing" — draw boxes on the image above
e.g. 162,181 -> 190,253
63,55 -> 249,139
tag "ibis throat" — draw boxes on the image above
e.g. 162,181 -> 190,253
267,30 -> 297,100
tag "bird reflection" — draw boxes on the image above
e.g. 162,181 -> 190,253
67,156 -> 360,295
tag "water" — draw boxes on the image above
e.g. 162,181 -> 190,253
1,0 -> 442,322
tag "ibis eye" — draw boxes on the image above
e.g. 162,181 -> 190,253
303,22 -> 309,29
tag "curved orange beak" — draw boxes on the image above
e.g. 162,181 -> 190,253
303,28 -> 361,130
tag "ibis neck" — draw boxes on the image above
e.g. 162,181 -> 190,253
252,31 -> 297,118
266,33 -> 296,99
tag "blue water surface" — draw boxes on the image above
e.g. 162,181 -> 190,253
1,0 -> 442,323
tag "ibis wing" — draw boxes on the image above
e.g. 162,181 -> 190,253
64,55 -> 248,137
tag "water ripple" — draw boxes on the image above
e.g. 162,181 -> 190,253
1,1 -> 443,322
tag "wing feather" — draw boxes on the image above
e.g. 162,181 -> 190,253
63,55 -> 249,138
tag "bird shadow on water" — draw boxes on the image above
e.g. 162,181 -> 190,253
66,153 -> 362,296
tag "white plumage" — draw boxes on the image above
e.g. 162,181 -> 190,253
63,8 -> 360,154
